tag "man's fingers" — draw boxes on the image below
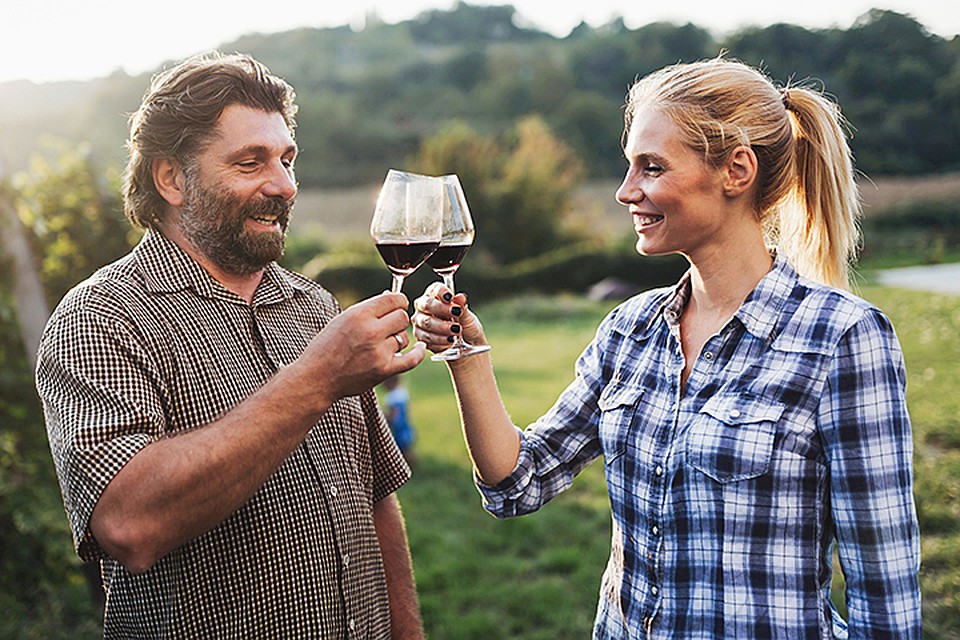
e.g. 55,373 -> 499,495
355,291 -> 410,318
392,342 -> 427,368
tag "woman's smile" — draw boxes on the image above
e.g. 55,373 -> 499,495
633,212 -> 664,232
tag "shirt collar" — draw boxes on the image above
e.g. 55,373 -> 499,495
648,252 -> 799,343
734,253 -> 800,342
134,229 -> 311,306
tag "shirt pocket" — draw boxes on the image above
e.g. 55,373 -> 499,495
685,393 -> 784,483
597,383 -> 644,466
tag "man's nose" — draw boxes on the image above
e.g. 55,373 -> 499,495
262,160 -> 297,200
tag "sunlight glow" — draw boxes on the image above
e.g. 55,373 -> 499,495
1,0 -> 956,84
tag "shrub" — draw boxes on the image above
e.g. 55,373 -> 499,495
301,241 -> 687,305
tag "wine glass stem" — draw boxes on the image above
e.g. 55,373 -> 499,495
444,273 -> 464,348
391,274 -> 405,293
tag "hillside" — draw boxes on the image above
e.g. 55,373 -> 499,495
2,4 -> 959,187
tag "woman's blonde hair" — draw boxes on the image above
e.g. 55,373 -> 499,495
625,58 -> 861,289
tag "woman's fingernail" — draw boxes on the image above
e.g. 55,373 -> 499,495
451,324 -> 461,334
451,306 -> 462,317
447,336 -> 455,343
442,292 -> 453,302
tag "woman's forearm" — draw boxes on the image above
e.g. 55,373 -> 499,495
448,353 -> 521,485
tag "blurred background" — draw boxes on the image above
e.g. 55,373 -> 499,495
2,1 -> 959,637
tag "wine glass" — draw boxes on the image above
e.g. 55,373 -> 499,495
370,169 -> 442,293
428,174 -> 492,361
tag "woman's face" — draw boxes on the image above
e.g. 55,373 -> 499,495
616,106 -> 732,262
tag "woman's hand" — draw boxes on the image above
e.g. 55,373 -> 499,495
412,282 -> 488,354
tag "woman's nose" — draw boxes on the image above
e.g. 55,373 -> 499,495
615,170 -> 641,206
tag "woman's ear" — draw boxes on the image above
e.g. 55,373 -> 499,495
723,145 -> 758,197
152,158 -> 186,207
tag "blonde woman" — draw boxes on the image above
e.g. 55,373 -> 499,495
413,58 -> 921,638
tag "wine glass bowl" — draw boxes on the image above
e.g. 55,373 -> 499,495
370,169 -> 443,293
429,174 -> 492,361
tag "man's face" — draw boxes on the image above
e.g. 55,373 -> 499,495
177,104 -> 298,275
178,170 -> 293,275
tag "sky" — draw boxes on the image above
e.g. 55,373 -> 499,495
1,0 -> 958,85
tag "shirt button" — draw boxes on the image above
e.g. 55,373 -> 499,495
652,525 -> 660,536
329,485 -> 339,497
343,554 -> 350,567
349,618 -> 356,631
703,351 -> 715,361
654,465 -> 664,477
729,409 -> 742,419
651,586 -> 659,595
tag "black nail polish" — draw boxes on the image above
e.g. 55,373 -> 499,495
451,324 -> 461,334
442,292 -> 453,302
451,306 -> 462,317
447,336 -> 455,343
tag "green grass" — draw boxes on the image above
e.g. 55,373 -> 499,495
860,286 -> 960,639
393,294 -> 617,639
395,288 -> 960,639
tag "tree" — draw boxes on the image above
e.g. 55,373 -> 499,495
0,142 -> 124,636
551,90 -> 625,178
412,116 -> 584,265
13,139 -> 133,306
0,165 -> 48,368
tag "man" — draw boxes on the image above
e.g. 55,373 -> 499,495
35,51 -> 426,638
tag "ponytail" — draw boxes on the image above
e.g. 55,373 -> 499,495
777,87 -> 861,289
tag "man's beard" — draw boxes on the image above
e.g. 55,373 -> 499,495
178,173 -> 293,276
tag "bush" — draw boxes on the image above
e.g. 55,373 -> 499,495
300,240 -> 688,305
861,199 -> 960,266
410,117 -> 585,266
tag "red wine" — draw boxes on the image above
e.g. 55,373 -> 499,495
426,244 -> 471,275
376,242 -> 439,275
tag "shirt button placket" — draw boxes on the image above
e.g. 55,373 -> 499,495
648,456 -> 666,618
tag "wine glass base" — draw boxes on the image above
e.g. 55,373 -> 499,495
430,342 -> 492,362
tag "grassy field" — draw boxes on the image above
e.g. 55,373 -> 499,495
390,288 -> 960,639
390,296 -> 617,639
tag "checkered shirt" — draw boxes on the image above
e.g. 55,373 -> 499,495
36,230 -> 411,639
478,255 -> 921,639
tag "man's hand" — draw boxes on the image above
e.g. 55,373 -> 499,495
295,292 -> 426,412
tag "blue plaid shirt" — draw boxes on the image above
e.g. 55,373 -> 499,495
478,256 -> 921,639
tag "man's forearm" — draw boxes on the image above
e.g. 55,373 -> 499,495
373,494 -> 424,640
89,364 -> 328,573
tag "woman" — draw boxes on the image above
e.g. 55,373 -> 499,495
412,58 -> 921,638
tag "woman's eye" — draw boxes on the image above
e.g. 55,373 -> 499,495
645,164 -> 664,174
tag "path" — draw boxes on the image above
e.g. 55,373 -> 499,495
874,262 -> 960,295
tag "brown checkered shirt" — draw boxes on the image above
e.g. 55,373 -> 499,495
36,230 -> 411,638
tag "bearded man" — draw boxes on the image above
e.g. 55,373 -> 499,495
35,52 -> 426,639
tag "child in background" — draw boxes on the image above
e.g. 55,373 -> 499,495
383,375 -> 418,468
